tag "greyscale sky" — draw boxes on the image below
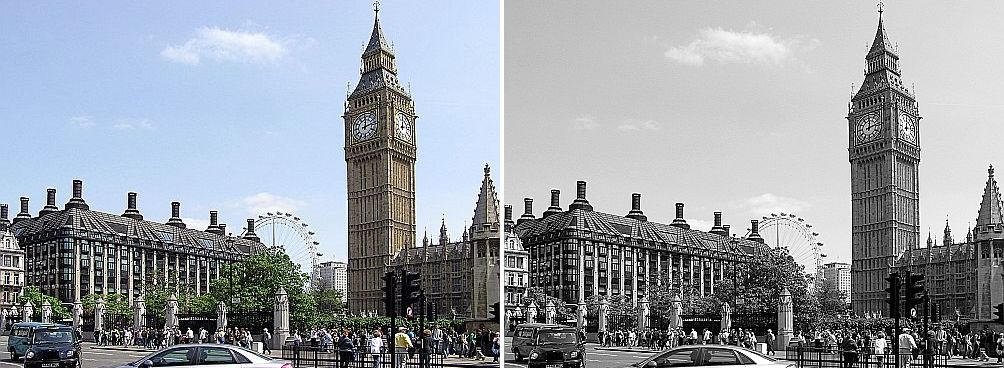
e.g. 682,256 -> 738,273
503,1 -> 1004,266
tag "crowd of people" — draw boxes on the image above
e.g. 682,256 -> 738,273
597,327 -> 777,355
94,326 -> 262,349
788,325 -> 1004,366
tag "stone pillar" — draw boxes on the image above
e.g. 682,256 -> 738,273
720,302 -> 731,333
72,300 -> 83,329
545,300 -> 556,324
134,294 -> 147,329
165,294 -> 178,329
639,297 -> 650,329
95,298 -> 105,332
0,309 -> 7,331
576,303 -> 587,329
217,302 -> 228,330
527,301 -> 538,323
41,300 -> 52,323
777,288 -> 793,351
273,287 -> 290,348
23,300 -> 34,322
670,295 -> 683,328
598,299 -> 609,332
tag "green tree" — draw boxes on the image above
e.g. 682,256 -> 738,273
313,289 -> 346,314
19,287 -> 71,321
816,280 -> 849,316
81,293 -> 131,327
523,287 -> 574,322
208,249 -> 317,329
584,294 -> 637,330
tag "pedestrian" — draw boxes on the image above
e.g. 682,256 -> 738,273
898,328 -> 916,368
419,329 -> 434,368
292,330 -> 303,363
766,329 -> 776,356
873,331 -> 887,366
369,329 -> 384,368
337,329 -> 356,368
840,334 -> 858,368
394,327 -> 413,368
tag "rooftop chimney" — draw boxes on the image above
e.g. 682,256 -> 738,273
13,197 -> 31,224
219,224 -> 228,237
543,189 -> 562,218
723,224 -> 731,238
206,211 -> 223,235
747,219 -> 764,243
517,198 -> 536,225
243,219 -> 261,243
166,201 -> 187,229
122,192 -> 144,220
0,204 -> 9,231
710,212 -> 728,236
39,188 -> 60,217
568,181 -> 594,211
64,180 -> 89,210
670,202 -> 690,229
504,205 -> 514,232
626,193 -> 647,221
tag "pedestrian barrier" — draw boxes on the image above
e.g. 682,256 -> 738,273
281,344 -> 446,368
786,346 -> 950,368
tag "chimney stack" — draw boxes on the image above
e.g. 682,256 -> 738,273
626,193 -> 647,221
710,212 -> 728,236
568,181 -> 594,211
166,201 -> 187,229
39,188 -> 59,217
504,205 -> 514,232
64,180 -> 89,210
543,190 -> 562,218
122,192 -> 144,220
206,211 -> 224,235
13,197 -> 31,224
243,219 -> 261,243
219,224 -> 228,236
0,204 -> 9,231
747,219 -> 764,243
723,224 -> 731,238
670,202 -> 690,229
517,198 -> 536,225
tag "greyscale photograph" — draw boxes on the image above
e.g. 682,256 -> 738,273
503,1 -> 1004,368
0,2 -> 500,368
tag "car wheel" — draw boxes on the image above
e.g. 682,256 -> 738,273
9,349 -> 17,362
513,350 -> 523,362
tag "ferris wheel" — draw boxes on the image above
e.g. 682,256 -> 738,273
754,213 -> 826,287
246,212 -> 321,290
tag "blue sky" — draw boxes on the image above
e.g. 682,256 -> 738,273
0,1 -> 500,271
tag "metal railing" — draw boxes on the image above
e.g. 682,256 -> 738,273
786,346 -> 950,368
281,344 -> 446,368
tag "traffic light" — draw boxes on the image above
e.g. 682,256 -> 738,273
930,302 -> 940,323
381,271 -> 397,317
490,302 -> 501,322
904,271 -> 926,313
994,303 -> 1004,324
426,302 -> 436,321
400,271 -> 422,315
885,272 -> 900,319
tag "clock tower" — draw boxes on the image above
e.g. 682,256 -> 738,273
846,6 -> 920,316
344,4 -> 417,314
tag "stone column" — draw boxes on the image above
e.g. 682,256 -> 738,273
720,302 -> 731,333
527,301 -> 538,323
134,294 -> 146,329
598,299 -> 608,332
0,309 -> 7,331
72,300 -> 83,329
670,295 -> 682,328
217,302 -> 228,330
165,294 -> 178,329
95,298 -> 105,332
273,288 -> 290,348
545,300 -> 556,324
576,303 -> 586,329
23,300 -> 33,322
41,300 -> 52,323
638,297 -> 650,329
777,288 -> 793,351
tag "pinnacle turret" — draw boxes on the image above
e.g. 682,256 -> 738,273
975,164 -> 1003,231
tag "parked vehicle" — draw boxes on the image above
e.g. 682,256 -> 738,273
118,344 -> 292,368
7,322 -> 81,368
511,323 -> 585,368
631,345 -> 795,368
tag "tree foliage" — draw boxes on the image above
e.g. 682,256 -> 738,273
707,247 -> 817,317
816,280 -> 849,316
313,289 -> 347,315
584,294 -> 637,330
522,287 -> 574,321
19,287 -> 71,321
81,293 -> 131,327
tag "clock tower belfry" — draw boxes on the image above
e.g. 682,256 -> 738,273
847,5 -> 921,316
344,3 -> 417,315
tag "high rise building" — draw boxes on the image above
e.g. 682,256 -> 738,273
847,7 -> 921,315
317,261 -> 347,296
344,5 -> 418,314
821,262 -> 851,304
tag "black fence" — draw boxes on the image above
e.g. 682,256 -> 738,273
228,311 -> 273,333
787,346 -> 950,368
81,312 -> 95,332
281,345 -> 445,368
729,313 -> 776,335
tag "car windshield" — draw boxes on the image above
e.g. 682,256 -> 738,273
32,328 -> 74,344
538,330 -> 578,344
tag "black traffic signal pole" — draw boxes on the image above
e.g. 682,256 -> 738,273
887,272 -> 900,368
382,271 -> 397,368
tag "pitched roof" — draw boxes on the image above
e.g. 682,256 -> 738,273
469,164 -> 500,240
365,9 -> 392,54
868,13 -> 896,56
976,165 -> 1003,228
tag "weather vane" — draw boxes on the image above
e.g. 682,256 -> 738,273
374,0 -> 380,13
877,1 -> 884,14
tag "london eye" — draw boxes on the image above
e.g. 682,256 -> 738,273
243,212 -> 321,291
754,213 -> 825,289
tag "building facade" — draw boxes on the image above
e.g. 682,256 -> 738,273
0,204 -> 26,308
973,166 -> 1004,319
344,5 -> 418,314
317,261 -> 347,296
502,205 -> 529,313
7,180 -> 258,304
513,181 -> 766,312
392,166 -> 500,320
847,8 -> 922,315
821,262 -> 851,304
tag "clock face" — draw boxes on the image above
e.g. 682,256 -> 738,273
855,113 -> 882,142
351,112 -> 377,141
395,112 -> 412,142
898,112 -> 916,143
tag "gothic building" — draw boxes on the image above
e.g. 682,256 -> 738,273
344,5 -> 418,314
847,7 -> 922,315
391,166 -> 500,320
5,180 -> 258,304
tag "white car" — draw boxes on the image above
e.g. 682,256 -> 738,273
632,345 -> 795,368
116,344 -> 291,368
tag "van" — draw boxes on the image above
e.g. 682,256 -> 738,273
510,323 -> 585,368
7,322 -> 81,368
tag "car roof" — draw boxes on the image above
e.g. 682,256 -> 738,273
11,322 -> 67,328
515,323 -> 571,329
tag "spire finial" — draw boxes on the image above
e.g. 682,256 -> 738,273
990,164 -> 995,176
373,0 -> 380,13
877,1 -> 884,17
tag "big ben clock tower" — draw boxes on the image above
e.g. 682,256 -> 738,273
847,6 -> 920,316
345,4 -> 417,314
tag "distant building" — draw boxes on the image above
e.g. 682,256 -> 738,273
821,262 -> 851,304
0,204 -> 25,308
502,205 -> 529,314
317,261 -> 348,296
7,180 -> 260,304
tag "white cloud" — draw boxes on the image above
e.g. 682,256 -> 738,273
70,116 -> 95,128
666,28 -> 803,67
161,27 -> 288,65
734,193 -> 810,218
113,119 -> 154,130
617,119 -> 659,132
240,192 -> 305,216
182,217 -> 211,232
572,116 -> 599,130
